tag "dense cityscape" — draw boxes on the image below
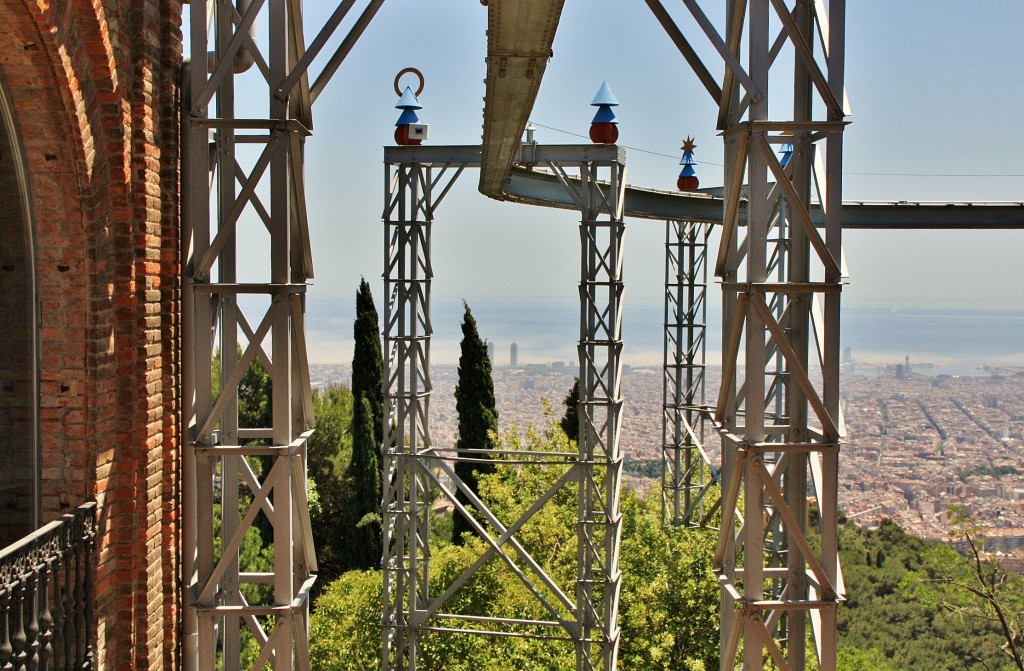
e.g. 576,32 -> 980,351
311,356 -> 1024,548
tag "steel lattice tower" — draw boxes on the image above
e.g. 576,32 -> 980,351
646,3 -> 848,666
710,1 -> 847,669
661,219 -> 717,528
574,159 -> 626,670
183,2 -> 386,669
379,154 -> 464,668
380,144 -> 626,671
181,1 -> 849,668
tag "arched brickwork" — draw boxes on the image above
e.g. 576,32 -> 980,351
0,1 -> 182,669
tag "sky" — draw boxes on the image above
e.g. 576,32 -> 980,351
187,1 -> 1024,364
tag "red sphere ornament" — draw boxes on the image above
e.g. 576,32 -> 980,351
394,125 -> 422,146
677,175 -> 699,191
589,122 -> 618,144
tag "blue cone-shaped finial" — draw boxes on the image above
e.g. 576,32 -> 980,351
395,108 -> 420,126
779,142 -> 794,167
679,163 -> 697,177
396,85 -> 422,110
592,105 -> 618,124
591,81 -> 619,107
679,151 -> 696,167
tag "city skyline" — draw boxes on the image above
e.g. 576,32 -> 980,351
309,359 -> 1024,544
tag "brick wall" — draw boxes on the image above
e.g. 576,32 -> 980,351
0,90 -> 34,548
0,1 -> 182,669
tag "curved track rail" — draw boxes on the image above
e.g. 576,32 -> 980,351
506,161 -> 1024,229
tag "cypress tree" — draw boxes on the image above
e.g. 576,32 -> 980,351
349,395 -> 381,568
452,303 -> 498,545
306,385 -> 353,584
349,278 -> 385,567
560,377 -> 580,442
352,278 -> 385,443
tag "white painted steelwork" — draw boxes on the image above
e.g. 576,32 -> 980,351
572,156 -> 627,671
379,156 -> 461,670
177,0 -> 1024,668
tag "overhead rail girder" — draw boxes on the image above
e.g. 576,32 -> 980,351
479,0 -> 566,198
504,164 -> 1024,229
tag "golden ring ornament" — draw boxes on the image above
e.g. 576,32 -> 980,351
394,68 -> 425,97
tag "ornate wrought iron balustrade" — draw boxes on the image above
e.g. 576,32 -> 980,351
0,502 -> 96,670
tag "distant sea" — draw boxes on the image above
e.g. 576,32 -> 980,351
304,297 -> 1024,373
841,306 -> 1024,374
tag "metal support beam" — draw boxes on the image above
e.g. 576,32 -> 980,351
661,220 -> 717,527
574,161 -> 627,670
380,160 -> 448,670
184,1 -> 384,669
705,1 -> 847,669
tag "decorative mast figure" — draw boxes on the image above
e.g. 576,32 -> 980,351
779,132 -> 794,169
393,67 -> 428,146
676,136 -> 699,191
589,80 -> 619,144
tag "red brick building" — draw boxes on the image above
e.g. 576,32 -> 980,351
0,1 -> 183,668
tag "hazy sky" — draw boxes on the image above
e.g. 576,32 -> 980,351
193,1 -> 1024,362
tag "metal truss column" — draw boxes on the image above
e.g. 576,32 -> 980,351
184,2 -> 312,670
378,145 -> 626,671
184,1 -> 387,669
661,220 -> 715,528
380,157 -> 464,671
575,161 -> 626,671
706,0 -> 848,670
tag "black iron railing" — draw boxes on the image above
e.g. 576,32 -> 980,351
0,502 -> 96,670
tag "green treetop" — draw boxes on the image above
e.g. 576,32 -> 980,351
309,418 -> 721,670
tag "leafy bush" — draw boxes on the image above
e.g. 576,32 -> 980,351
310,420 -> 720,669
